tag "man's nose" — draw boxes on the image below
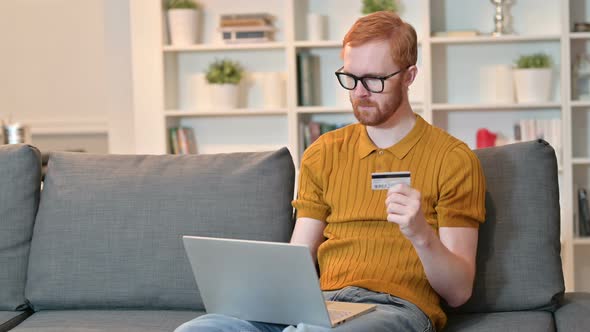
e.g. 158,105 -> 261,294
352,81 -> 370,98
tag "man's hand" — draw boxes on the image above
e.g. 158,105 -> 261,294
385,184 -> 431,246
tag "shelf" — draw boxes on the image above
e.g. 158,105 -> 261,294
571,100 -> 590,108
27,119 -> 109,135
164,109 -> 288,117
294,40 -> 422,49
432,102 -> 561,111
296,106 -> 351,114
573,158 -> 590,165
162,42 -> 286,52
570,32 -> 590,40
294,40 -> 342,48
573,237 -> 590,245
296,104 -> 423,114
430,34 -> 560,45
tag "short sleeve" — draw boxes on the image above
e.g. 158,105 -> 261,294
291,140 -> 330,221
436,143 -> 486,228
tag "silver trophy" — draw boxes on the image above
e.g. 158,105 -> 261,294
490,0 -> 513,36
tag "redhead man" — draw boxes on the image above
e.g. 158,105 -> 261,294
175,11 -> 485,332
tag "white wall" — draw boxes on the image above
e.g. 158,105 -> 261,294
0,0 -> 109,153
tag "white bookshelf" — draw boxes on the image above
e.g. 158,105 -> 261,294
128,0 -> 590,292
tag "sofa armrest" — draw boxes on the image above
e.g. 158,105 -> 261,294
554,292 -> 590,331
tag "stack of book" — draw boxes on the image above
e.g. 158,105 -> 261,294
301,121 -> 350,150
218,13 -> 276,44
169,127 -> 197,154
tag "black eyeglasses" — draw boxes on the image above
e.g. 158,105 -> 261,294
335,66 -> 410,93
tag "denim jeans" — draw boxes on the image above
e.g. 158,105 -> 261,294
174,286 -> 435,332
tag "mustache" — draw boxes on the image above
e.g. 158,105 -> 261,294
352,99 -> 377,107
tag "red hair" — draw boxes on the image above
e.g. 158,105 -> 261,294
341,11 -> 417,68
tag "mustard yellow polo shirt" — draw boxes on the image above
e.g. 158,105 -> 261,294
292,114 -> 486,330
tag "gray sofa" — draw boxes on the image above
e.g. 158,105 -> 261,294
0,140 -> 589,331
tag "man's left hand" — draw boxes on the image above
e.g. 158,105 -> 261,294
385,184 -> 431,244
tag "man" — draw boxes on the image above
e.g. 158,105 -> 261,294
175,10 -> 485,332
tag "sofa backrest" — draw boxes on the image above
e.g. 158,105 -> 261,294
0,144 -> 41,310
452,140 -> 564,313
25,148 -> 295,311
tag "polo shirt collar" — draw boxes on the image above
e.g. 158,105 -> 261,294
358,113 -> 427,160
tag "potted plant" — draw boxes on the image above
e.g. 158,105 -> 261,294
206,59 -> 244,109
362,0 -> 398,14
513,53 -> 553,103
166,0 -> 200,46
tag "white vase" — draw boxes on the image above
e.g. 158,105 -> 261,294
262,72 -> 284,109
307,13 -> 325,41
480,65 -> 515,104
167,9 -> 199,46
211,84 -> 240,109
513,68 -> 552,103
190,73 -> 213,110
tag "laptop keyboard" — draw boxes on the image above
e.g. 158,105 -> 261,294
329,309 -> 353,321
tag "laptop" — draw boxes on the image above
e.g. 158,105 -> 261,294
182,236 -> 376,328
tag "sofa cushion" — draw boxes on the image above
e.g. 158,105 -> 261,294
0,144 -> 41,310
445,311 -> 554,332
9,310 -> 203,332
0,311 -> 33,332
26,148 -> 295,311
451,140 -> 564,313
554,292 -> 590,331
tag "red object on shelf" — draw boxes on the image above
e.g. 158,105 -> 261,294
476,128 -> 497,148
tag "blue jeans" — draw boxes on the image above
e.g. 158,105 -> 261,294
174,286 -> 435,332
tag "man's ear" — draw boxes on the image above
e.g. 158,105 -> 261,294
404,65 -> 418,87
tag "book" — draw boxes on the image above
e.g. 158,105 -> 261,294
169,128 -> 179,154
177,127 -> 188,154
297,52 -> 316,106
219,26 -> 276,43
184,127 -> 197,154
219,13 -> 274,28
578,188 -> 590,236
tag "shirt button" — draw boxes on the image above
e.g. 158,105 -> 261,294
378,150 -> 384,155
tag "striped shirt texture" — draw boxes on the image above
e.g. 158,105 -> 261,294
292,114 -> 486,330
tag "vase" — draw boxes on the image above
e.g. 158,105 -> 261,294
262,72 -> 285,109
480,65 -> 514,104
167,9 -> 199,46
513,68 -> 552,103
211,84 -> 240,109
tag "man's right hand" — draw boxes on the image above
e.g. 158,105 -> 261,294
290,217 -> 327,266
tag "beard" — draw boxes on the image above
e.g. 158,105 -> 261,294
352,82 -> 404,126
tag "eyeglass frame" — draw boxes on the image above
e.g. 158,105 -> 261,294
334,65 -> 411,93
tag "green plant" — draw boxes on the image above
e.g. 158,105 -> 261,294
166,0 -> 199,10
206,59 -> 244,85
362,0 -> 397,14
515,53 -> 552,69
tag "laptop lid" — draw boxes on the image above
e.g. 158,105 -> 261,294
182,236 -> 333,327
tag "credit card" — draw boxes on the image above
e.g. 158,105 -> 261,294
371,171 -> 411,190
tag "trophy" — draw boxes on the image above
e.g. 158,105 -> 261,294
490,0 -> 513,36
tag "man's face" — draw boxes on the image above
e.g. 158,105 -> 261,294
342,40 -> 405,127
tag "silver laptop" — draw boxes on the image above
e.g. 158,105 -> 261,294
182,236 -> 376,328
